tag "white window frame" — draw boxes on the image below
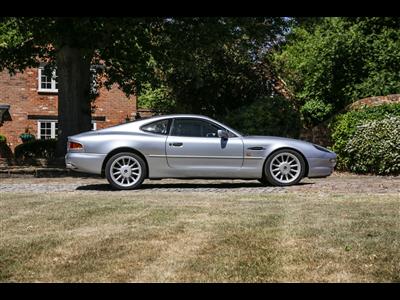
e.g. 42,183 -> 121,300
37,120 -> 58,140
37,120 -> 97,139
38,67 -> 58,93
37,65 -> 101,94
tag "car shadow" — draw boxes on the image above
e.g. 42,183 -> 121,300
75,181 -> 314,191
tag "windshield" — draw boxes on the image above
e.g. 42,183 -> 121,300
220,122 -> 245,136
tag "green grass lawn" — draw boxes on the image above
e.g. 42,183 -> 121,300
0,191 -> 399,282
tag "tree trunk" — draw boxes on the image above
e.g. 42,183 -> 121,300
56,45 -> 92,158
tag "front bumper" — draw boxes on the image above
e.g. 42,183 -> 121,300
65,152 -> 106,175
307,155 -> 337,178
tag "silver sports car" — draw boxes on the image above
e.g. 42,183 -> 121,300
65,114 -> 336,190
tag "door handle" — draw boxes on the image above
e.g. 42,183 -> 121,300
169,142 -> 183,147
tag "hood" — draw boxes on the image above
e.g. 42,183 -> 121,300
242,135 -> 321,152
243,135 -> 312,144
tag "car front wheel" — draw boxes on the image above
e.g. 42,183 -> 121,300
105,152 -> 147,190
263,149 -> 305,186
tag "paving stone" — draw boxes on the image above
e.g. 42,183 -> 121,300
0,173 -> 399,194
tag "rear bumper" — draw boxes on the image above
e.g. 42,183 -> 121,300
65,152 -> 106,175
307,156 -> 336,178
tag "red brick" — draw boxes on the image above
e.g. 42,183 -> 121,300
0,68 -> 137,151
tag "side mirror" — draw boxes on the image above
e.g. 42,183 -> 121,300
217,129 -> 229,140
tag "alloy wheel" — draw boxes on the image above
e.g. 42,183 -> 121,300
110,155 -> 142,187
269,152 -> 301,184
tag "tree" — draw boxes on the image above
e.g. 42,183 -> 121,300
0,17 -> 156,156
146,18 -> 289,119
0,17 -> 288,156
274,17 -> 400,127
137,83 -> 176,113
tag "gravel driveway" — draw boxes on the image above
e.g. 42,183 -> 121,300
0,172 -> 399,194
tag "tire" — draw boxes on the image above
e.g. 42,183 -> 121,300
105,152 -> 147,190
263,149 -> 305,187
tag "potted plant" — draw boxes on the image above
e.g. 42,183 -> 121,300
19,127 -> 35,143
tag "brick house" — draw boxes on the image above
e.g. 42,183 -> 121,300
0,66 -> 148,151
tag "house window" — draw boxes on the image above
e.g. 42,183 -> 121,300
37,121 -> 58,140
38,67 -> 58,93
37,120 -> 96,139
38,65 -> 101,94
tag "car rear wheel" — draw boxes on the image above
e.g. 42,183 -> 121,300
105,152 -> 146,190
264,149 -> 305,186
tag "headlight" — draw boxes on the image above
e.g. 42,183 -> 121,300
313,144 -> 331,153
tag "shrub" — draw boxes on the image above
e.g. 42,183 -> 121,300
300,100 -> 333,128
14,139 -> 57,161
329,103 -> 400,169
0,135 -> 13,161
344,117 -> 400,175
223,95 -> 301,138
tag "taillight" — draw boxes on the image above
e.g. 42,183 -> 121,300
68,141 -> 83,150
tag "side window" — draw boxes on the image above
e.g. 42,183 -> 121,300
170,119 -> 223,138
141,119 -> 169,135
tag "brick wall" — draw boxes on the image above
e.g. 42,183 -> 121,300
136,108 -> 158,119
0,68 -> 136,151
92,82 -> 136,129
299,123 -> 332,147
347,94 -> 400,110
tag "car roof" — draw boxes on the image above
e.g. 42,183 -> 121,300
141,114 -> 210,120
132,114 -> 242,137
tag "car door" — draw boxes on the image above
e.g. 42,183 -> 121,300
166,117 -> 244,177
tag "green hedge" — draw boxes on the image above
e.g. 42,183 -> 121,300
0,135 -> 6,143
223,95 -> 301,138
344,117 -> 400,175
14,139 -> 57,160
300,99 -> 334,128
329,103 -> 400,170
